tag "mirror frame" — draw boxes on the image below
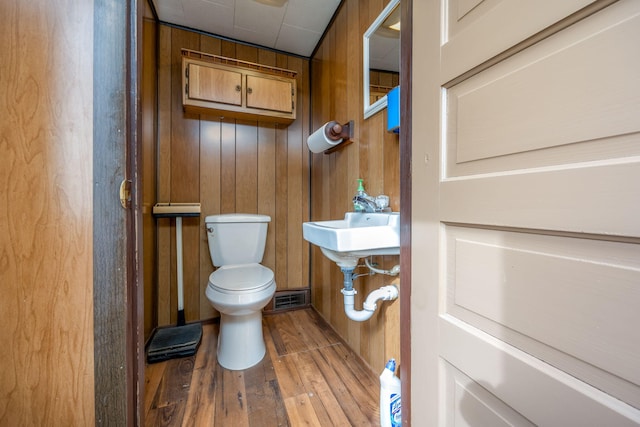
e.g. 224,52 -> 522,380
363,0 -> 400,119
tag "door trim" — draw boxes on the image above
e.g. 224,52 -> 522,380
400,0 -> 413,424
93,0 -> 144,425
129,0 -> 146,424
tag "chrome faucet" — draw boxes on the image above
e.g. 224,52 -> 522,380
353,195 -> 378,213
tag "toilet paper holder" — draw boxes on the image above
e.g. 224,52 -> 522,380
308,120 -> 354,154
325,120 -> 353,142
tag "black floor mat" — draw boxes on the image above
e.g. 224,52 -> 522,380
146,323 -> 203,364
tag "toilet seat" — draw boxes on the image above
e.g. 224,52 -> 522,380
209,263 -> 274,293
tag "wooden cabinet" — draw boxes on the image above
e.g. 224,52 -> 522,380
182,49 -> 296,123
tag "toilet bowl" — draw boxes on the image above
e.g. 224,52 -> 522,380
204,213 -> 276,370
206,264 -> 275,370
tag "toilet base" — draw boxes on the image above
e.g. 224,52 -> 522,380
217,311 -> 266,370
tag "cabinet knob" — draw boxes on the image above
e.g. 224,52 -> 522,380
235,85 -> 241,92
247,87 -> 253,94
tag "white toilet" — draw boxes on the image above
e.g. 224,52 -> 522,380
204,213 -> 276,370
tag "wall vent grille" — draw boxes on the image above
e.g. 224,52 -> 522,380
272,290 -> 309,311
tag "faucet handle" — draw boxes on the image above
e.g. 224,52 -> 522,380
375,195 -> 390,211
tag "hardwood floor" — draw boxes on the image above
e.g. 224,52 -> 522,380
144,308 -> 380,426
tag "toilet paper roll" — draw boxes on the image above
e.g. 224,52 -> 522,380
307,122 -> 343,153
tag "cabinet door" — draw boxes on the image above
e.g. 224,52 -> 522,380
187,62 -> 242,106
246,75 -> 293,113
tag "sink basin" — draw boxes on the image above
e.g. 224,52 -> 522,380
303,212 -> 400,267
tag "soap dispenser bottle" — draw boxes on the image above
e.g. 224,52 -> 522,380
354,179 -> 369,212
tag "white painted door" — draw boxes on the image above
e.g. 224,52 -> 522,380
411,0 -> 640,425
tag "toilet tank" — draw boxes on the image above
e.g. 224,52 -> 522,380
205,213 -> 271,267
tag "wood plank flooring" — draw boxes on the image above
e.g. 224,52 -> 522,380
144,308 -> 380,426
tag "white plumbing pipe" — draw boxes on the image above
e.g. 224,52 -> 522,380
341,285 -> 399,322
364,257 -> 400,276
363,285 -> 399,311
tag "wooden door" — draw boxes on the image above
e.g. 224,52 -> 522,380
187,62 -> 243,105
412,0 -> 640,425
246,74 -> 294,113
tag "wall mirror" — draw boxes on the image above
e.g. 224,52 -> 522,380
363,0 -> 400,119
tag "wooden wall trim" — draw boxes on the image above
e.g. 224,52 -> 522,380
130,0 -> 146,425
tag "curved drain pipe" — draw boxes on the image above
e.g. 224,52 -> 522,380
340,267 -> 399,322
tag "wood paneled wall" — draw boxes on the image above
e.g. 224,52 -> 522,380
152,25 -> 311,326
0,0 -> 95,424
310,0 -> 401,373
143,17 -> 158,341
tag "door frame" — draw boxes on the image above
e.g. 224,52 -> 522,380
93,0 -> 144,425
90,0 -> 415,424
399,0 -> 413,424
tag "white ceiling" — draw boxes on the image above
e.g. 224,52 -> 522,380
152,0 -> 342,57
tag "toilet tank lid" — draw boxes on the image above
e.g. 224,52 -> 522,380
205,213 -> 271,223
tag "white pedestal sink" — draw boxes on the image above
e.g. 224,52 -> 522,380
303,212 -> 400,267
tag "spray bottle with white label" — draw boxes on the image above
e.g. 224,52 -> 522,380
380,358 -> 402,427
